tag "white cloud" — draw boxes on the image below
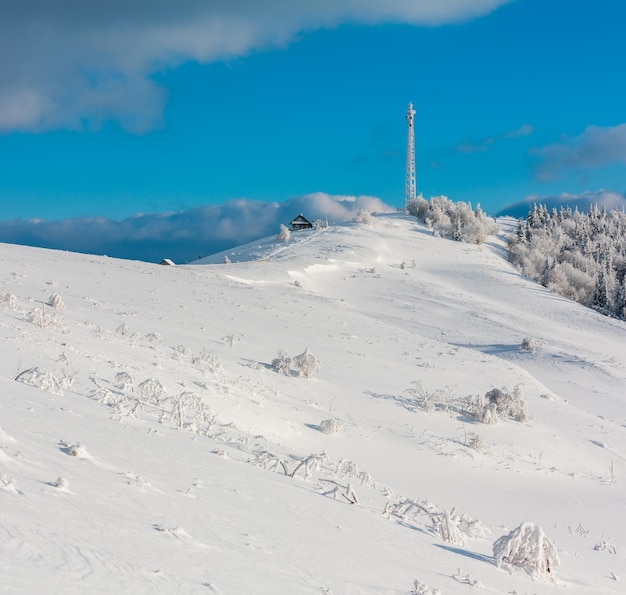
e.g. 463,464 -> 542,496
0,193 -> 395,262
0,1 -> 512,132
531,124 -> 626,180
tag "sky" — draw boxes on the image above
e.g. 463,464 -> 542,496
0,0 -> 625,262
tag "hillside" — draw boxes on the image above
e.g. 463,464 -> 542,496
1,213 -> 625,594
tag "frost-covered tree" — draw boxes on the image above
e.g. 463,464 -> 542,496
493,522 -> 559,578
271,350 -> 292,375
353,209 -> 374,225
293,347 -> 320,379
509,203 -> 626,320
48,292 -> 66,310
277,224 -> 291,242
407,195 -> 497,244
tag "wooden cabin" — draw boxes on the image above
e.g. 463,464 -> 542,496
290,214 -> 313,231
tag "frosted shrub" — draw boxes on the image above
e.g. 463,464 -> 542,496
271,350 -> 292,375
433,509 -> 489,542
164,391 -> 212,432
15,366 -> 63,394
114,371 -> 134,392
487,386 -> 528,423
145,332 -> 163,344
293,347 -> 320,378
411,579 -> 440,595
116,322 -> 130,336
406,380 -> 435,412
319,417 -> 342,435
0,288 -> 19,310
277,224 -> 291,242
138,378 -> 166,404
290,453 -> 325,481
520,337 -> 537,352
467,386 -> 528,424
48,292 -> 66,310
192,350 -> 223,375
435,509 -> 464,544
353,208 -> 374,225
25,306 -> 59,328
493,522 -> 559,578
53,476 -> 69,490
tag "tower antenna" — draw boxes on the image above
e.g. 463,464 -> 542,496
404,102 -> 417,210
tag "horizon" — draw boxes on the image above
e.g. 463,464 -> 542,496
0,0 -> 625,262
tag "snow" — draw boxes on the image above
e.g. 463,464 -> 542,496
1,212 -> 625,593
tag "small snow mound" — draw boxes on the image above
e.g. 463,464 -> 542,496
0,474 -> 22,495
60,441 -> 89,458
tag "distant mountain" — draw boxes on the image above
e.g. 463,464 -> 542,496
497,189 -> 626,218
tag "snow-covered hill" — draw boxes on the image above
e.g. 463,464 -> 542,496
1,213 -> 624,594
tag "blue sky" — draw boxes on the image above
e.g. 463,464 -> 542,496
0,0 -> 625,261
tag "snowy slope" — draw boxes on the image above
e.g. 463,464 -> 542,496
1,213 -> 625,594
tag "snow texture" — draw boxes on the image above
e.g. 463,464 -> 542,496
0,213 -> 625,594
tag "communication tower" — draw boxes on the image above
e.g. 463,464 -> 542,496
404,102 -> 417,209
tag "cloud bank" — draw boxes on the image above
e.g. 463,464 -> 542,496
0,193 -> 394,263
532,124 -> 626,180
0,1 -> 511,133
497,189 -> 626,218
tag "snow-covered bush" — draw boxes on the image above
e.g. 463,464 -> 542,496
487,386 -> 528,422
145,332 -> 163,344
290,453 -> 326,481
406,380 -> 435,412
192,350 -> 223,375
48,292 -> 66,310
520,336 -> 537,352
319,417 -> 342,435
0,288 -> 19,310
466,386 -> 528,424
138,378 -> 166,404
271,350 -> 292,375
493,522 -> 559,578
116,322 -> 130,336
277,224 -> 291,242
411,579 -> 440,595
25,306 -> 60,328
53,476 -> 69,490
432,508 -> 489,544
293,347 -> 320,378
15,366 -> 63,394
114,371 -> 134,392
435,509 -> 463,544
353,209 -> 374,225
594,541 -> 617,554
